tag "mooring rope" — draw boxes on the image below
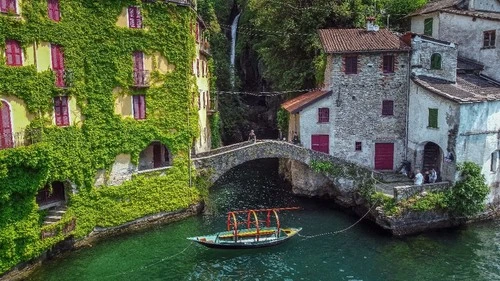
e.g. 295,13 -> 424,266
103,242 -> 195,279
297,202 -> 378,240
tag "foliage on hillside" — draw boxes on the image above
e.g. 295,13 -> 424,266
0,0 -> 203,273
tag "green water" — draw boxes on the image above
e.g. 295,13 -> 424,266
27,159 -> 500,281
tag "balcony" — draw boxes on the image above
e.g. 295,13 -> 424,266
200,40 -> 210,56
54,69 -> 74,88
133,70 -> 151,88
207,97 -> 217,115
0,128 -> 42,150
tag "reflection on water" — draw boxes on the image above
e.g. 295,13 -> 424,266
26,159 -> 500,281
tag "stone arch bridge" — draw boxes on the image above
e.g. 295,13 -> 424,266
191,140 -> 376,188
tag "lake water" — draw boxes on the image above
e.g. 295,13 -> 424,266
26,159 -> 500,281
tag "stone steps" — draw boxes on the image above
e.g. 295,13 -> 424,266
43,206 -> 67,225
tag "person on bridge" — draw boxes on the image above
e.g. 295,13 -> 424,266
292,132 -> 300,145
248,130 -> 256,143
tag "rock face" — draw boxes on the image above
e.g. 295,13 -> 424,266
278,159 -> 359,207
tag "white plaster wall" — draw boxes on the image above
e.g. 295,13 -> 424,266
408,82 -> 460,180
411,13 -> 440,38
471,0 -> 500,12
438,13 -> 500,81
456,100 -> 500,202
299,94 -> 335,155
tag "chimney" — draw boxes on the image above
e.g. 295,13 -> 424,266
366,17 -> 377,32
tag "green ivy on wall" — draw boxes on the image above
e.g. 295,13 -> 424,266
0,0 -> 210,274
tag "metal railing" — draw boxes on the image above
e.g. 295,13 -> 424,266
133,70 -> 151,87
0,128 -> 42,150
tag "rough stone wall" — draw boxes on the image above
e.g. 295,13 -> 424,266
326,52 -> 409,170
471,0 -> 500,12
408,81 -> 459,182
438,13 -> 500,81
411,36 -> 458,82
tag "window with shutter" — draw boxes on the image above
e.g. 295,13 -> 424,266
47,0 -> 60,21
195,22 -> 200,43
383,55 -> 394,73
355,142 -> 362,151
382,100 -> 394,116
51,44 -> 65,87
424,18 -> 433,36
428,108 -> 438,128
318,108 -> 329,123
133,95 -> 146,120
128,6 -> 142,29
54,96 -> 69,126
483,30 -> 496,48
0,0 -> 17,14
431,53 -> 442,70
5,40 -> 22,66
344,56 -> 357,74
196,59 -> 200,77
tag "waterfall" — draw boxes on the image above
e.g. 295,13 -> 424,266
230,13 -> 240,87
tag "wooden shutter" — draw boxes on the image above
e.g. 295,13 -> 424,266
54,96 -> 69,126
345,56 -> 357,74
6,40 -> 22,66
431,53 -> 442,70
318,108 -> 329,123
128,6 -> 142,28
51,44 -> 65,87
133,95 -> 145,120
424,18 -> 433,36
383,55 -> 394,73
48,0 -> 60,21
0,100 -> 13,149
196,59 -> 199,77
428,108 -> 438,128
133,52 -> 144,85
382,100 -> 394,116
0,0 -> 16,13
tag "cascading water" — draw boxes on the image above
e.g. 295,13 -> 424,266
230,13 -> 240,88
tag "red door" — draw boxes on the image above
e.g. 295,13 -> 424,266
375,143 -> 394,170
0,101 -> 13,149
51,45 -> 65,87
311,135 -> 329,154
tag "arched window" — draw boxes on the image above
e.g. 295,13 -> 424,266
431,53 -> 442,70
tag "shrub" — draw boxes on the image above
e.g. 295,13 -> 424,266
447,162 -> 489,216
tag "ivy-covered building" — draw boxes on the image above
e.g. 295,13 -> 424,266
0,0 -> 212,274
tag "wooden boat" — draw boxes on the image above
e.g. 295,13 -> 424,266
187,207 -> 302,249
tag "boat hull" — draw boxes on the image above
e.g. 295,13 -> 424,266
187,227 -> 302,249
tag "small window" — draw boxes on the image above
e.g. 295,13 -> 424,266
424,18 -> 433,36
318,108 -> 329,123
382,100 -> 394,116
491,151 -> 499,172
195,22 -> 200,43
128,6 -> 142,29
0,0 -> 17,14
344,56 -> 358,74
133,95 -> 146,120
355,142 -> 362,151
47,0 -> 60,21
5,40 -> 22,66
483,30 -> 496,48
428,108 -> 438,128
54,96 -> 69,126
430,53 -> 442,70
383,55 -> 394,73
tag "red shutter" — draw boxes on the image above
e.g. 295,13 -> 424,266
382,100 -> 394,116
51,44 -> 65,87
133,52 -> 144,85
128,6 -> 142,29
5,40 -> 22,66
54,96 -> 69,126
311,135 -> 329,154
375,143 -> 394,170
0,0 -> 16,13
196,59 -> 199,77
195,22 -> 199,42
48,0 -> 61,21
133,95 -> 146,120
0,100 -> 13,149
318,108 -> 329,123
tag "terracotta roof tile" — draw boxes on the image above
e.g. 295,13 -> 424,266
318,29 -> 410,54
412,74 -> 500,103
281,90 -> 332,114
408,0 -> 464,16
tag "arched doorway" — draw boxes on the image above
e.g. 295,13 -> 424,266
138,141 -> 172,171
0,100 -> 13,149
423,142 -> 442,172
36,181 -> 66,210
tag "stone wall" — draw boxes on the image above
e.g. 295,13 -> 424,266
411,35 -> 458,82
325,51 -> 409,170
393,182 -> 451,202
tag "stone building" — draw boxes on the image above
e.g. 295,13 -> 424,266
282,21 -> 411,171
410,0 -> 500,81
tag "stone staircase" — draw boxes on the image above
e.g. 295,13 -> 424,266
374,172 -> 413,197
43,206 -> 67,226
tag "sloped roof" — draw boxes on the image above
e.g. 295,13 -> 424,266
281,90 -> 332,114
318,29 -> 410,54
457,56 -> 484,72
408,0 -> 465,16
412,74 -> 500,103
